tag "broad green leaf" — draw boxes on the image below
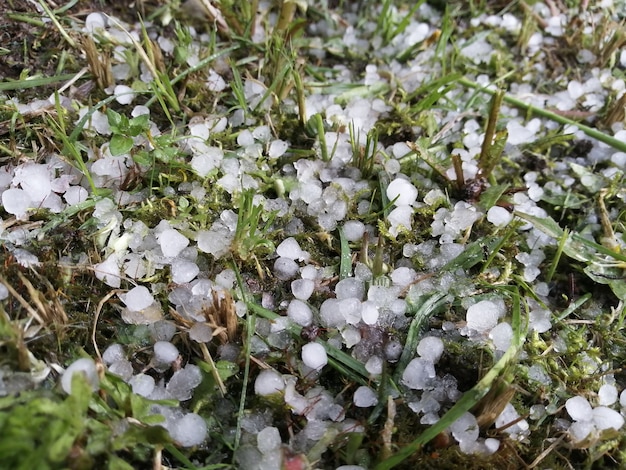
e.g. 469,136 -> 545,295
110,134 -> 133,156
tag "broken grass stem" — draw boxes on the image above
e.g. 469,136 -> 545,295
458,77 -> 626,153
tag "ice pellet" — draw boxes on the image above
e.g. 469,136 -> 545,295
255,369 -> 285,396
102,344 -> 125,365
129,373 -> 155,397
353,386 -> 378,407
598,384 -> 618,406
170,412 -> 207,447
566,396 -> 593,422
257,426 -> 281,454
291,278 -> 315,300
189,322 -> 213,343
386,178 -> 418,206
153,341 -> 179,365
302,342 -> 328,370
466,300 -> 501,333
122,286 -> 154,312
417,336 -> 444,363
61,358 -> 100,394
287,299 -> 313,327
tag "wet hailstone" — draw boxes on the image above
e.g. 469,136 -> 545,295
61,358 -> 100,395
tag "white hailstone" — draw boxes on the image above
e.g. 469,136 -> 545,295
416,336 -> 444,363
291,278 -> 315,301
268,139 -> 288,158
342,220 -> 365,242
94,254 -> 121,288
569,420 -> 594,442
149,320 -> 177,342
387,205 -> 413,236
287,299 -> 313,327
319,298 -> 346,328
0,283 -> 8,301
114,85 -> 134,104
61,358 -> 100,394
507,121 -> 535,145
254,369 -> 285,396
489,322 -> 513,352
197,228 -> 233,258
102,344 -> 125,365
450,412 -> 479,444
386,178 -> 418,206
302,342 -> 328,370
129,373 -> 155,397
171,258 -> 200,284
466,300 -> 501,334
304,420 -> 329,440
276,237 -> 304,260
64,186 -> 88,206
566,396 -> 593,422
365,356 -> 383,376
598,384 -> 618,406
158,229 -> 189,258
390,266 -> 416,288
85,12 -> 107,33
14,163 -> 52,203
360,301 -> 379,325
215,269 -> 236,289
206,69 -> 226,92
190,147 -> 223,177
273,257 -> 299,281
170,413 -> 207,447
353,386 -> 378,407
341,325 -> 361,347
109,360 -> 133,380
189,322 -> 212,343
257,426 -> 281,454
483,438 -> 500,455
487,206 -> 513,227
402,358 -> 435,390
529,308 -> 552,333
122,286 -> 154,312
2,188 -> 32,218
166,365 -> 203,400
335,278 -> 365,300
153,341 -> 179,365
592,406 -> 624,431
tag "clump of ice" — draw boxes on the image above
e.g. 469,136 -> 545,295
386,177 -> 418,206
129,373 -> 155,397
61,358 -> 100,394
598,384 -> 618,406
487,206 -> 513,227
121,286 -> 154,311
302,342 -> 328,370
287,299 -> 313,327
353,386 -> 378,407
189,322 -> 212,343
416,336 -> 444,363
158,228 -> 189,258
153,341 -> 179,366
465,299 -> 504,335
102,344 -> 125,365
566,394 -> 625,443
254,369 -> 285,396
169,412 -> 207,447
402,358 -> 436,390
276,237 -> 308,261
291,278 -> 315,300
166,364 -> 203,400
